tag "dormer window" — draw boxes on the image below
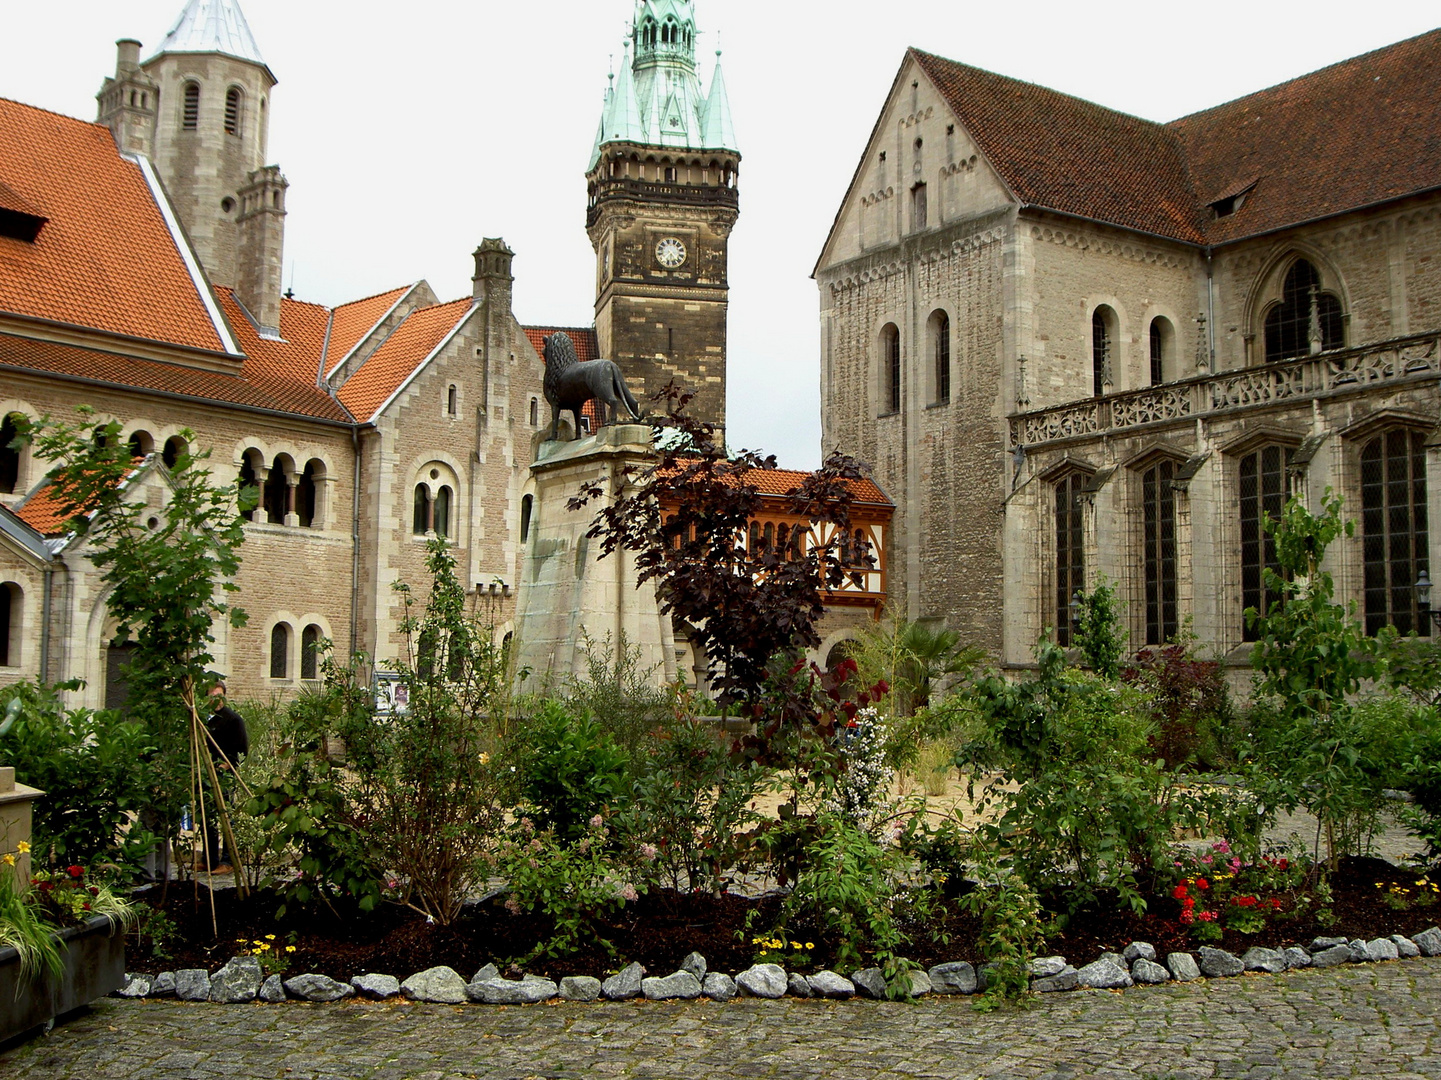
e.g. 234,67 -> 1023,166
1211,193 -> 1244,218
0,182 -> 46,243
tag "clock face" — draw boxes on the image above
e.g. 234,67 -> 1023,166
655,236 -> 687,269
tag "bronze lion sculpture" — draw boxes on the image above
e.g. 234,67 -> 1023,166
542,331 -> 642,441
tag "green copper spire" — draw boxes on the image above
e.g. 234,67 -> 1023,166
589,0 -> 737,167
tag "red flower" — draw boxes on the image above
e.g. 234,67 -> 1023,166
1172,884 -> 1189,899
67,865 -> 83,878
1236,895 -> 1257,908
1270,897 -> 1283,910
1278,858 -> 1289,870
1195,878 -> 1209,890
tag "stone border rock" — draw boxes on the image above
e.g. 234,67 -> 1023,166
115,926 -> 1441,1006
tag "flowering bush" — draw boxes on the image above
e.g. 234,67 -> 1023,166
822,706 -> 895,837
493,814 -> 643,963
1376,875 -> 1439,911
234,932 -> 297,976
1169,842 -> 1312,943
750,935 -> 816,968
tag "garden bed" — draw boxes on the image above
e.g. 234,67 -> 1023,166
128,854 -> 1439,983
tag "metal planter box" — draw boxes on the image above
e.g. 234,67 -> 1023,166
0,915 -> 125,1044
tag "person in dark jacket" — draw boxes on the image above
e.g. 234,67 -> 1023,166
199,679 -> 248,874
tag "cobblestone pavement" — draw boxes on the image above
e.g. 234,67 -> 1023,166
4,959 -> 1440,1080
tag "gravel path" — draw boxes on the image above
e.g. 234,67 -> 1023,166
4,957 -> 1440,1079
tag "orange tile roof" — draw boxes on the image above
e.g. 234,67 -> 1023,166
524,326 -> 600,363
1168,29 -> 1441,244
336,298 -> 474,421
213,288 -> 352,420
912,30 -> 1441,246
12,478 -> 73,537
324,285 -> 412,375
0,333 -> 350,422
0,97 -> 226,352
658,460 -> 892,507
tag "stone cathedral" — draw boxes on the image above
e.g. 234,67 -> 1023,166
0,0 -> 779,705
815,33 -> 1441,675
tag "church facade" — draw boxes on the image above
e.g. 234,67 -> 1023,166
815,33 -> 1441,670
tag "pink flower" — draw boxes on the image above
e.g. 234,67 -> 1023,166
1213,840 -> 1231,855
619,884 -> 638,902
1200,855 -> 1213,865
639,843 -> 659,862
520,817 -> 533,833
529,838 -> 542,852
590,814 -> 605,830
504,897 -> 521,914
1229,857 -> 1242,872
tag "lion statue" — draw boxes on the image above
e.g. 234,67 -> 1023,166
542,331 -> 642,441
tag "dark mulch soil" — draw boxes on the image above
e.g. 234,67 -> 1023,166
127,855 -> 1440,980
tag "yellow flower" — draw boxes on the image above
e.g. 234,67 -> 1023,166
265,934 -> 276,940
15,841 -> 30,854
285,945 -> 296,953
791,941 -> 802,950
805,943 -> 815,950
1,854 -> 14,867
480,752 -> 491,766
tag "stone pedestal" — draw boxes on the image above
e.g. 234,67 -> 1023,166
512,424 -> 676,690
0,765 -> 43,887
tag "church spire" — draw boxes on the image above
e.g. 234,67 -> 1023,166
701,50 -> 736,152
149,0 -> 273,79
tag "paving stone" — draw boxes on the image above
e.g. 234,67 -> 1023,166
258,974 -> 286,1003
850,967 -> 887,999
402,966 -> 467,1004
148,971 -> 176,997
284,973 -> 354,1002
1283,946 -> 1312,968
786,972 -> 812,997
1198,946 -> 1244,977
1366,937 -> 1400,962
641,971 -> 702,1000
1412,926 -> 1441,956
351,973 -> 401,999
1033,965 -> 1078,992
559,975 -> 601,1001
1130,958 -> 1171,984
1122,941 -> 1156,963
806,970 -> 854,998
173,969 -> 211,1001
115,973 -> 152,999
1166,952 -> 1201,981
700,971 -> 736,1001
601,961 -> 645,1000
209,956 -> 263,1003
930,960 -> 977,994
680,951 -> 706,980
1028,956 -> 1067,978
1242,946 -> 1288,973
1311,943 -> 1353,967
1393,933 -> 1421,958
735,963 -> 787,998
1077,959 -> 1132,989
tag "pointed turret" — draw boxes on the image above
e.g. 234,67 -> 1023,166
701,51 -> 736,152
149,0 -> 273,80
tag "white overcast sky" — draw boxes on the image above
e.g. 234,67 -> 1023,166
5,1 -> 1437,468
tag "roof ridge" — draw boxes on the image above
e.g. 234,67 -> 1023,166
1166,26 -> 1441,126
0,95 -> 110,130
333,282 -> 416,310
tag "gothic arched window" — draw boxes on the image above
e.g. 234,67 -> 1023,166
1239,445 -> 1292,640
413,483 -> 431,535
1054,472 -> 1086,646
1149,317 -> 1173,386
1141,459 -> 1178,645
182,82 -> 199,130
520,494 -> 533,543
1264,259 -> 1344,363
1362,429 -> 1429,636
434,485 -> 453,539
301,624 -> 322,681
270,622 -> 290,679
1092,307 -> 1116,397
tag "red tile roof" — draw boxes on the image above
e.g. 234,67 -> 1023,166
13,477 -> 75,537
524,326 -> 600,363
910,49 -> 1207,243
214,288 -> 352,420
658,460 -> 892,507
0,332 -> 350,422
1169,29 -> 1441,244
911,29 -> 1441,246
324,285 -> 412,376
336,298 -> 474,421
0,97 -> 227,351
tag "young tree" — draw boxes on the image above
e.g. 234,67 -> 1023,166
27,409 -> 253,897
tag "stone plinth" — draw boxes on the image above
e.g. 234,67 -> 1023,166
0,765 -> 43,887
512,424 -> 676,690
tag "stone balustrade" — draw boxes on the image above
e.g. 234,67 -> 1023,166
1009,332 -> 1441,448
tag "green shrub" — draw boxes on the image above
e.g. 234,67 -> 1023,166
509,700 -> 628,843
0,681 -> 156,873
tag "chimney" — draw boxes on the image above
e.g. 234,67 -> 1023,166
235,166 -> 289,336
471,237 -> 515,312
116,39 -> 142,74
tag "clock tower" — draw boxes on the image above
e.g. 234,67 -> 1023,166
586,0 -> 739,432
